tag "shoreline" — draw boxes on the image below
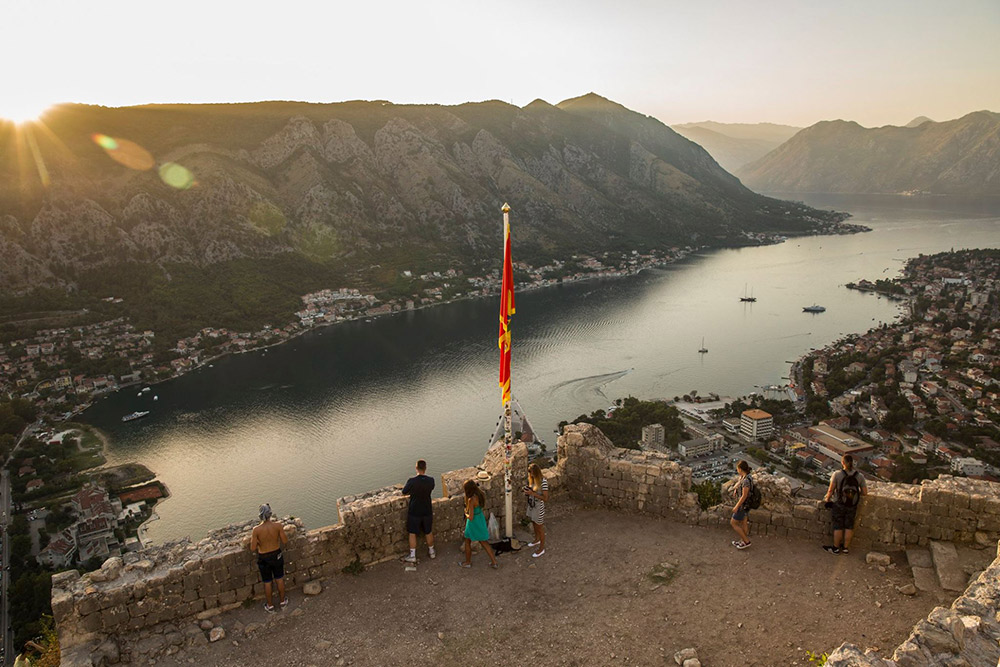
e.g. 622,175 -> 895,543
74,218 -> 872,421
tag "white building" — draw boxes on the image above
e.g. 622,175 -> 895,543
740,409 -> 773,441
640,423 -> 665,450
952,457 -> 986,477
678,433 -> 725,458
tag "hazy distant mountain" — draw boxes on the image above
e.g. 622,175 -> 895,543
0,94 -> 844,294
737,111 -> 1000,195
905,116 -> 933,128
671,121 -> 801,172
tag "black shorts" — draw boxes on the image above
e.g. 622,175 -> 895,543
257,549 -> 284,583
831,503 -> 858,531
407,514 -> 433,535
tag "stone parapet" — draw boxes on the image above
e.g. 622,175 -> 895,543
697,473 -> 1000,551
52,423 -> 1000,666
53,442 -> 527,653
556,423 -> 698,516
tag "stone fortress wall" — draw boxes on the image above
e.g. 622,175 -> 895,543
52,442 -> 528,654
53,423 -> 1000,665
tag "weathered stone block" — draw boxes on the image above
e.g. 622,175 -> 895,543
81,613 -> 102,633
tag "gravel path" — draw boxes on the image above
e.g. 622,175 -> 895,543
149,504 -> 989,667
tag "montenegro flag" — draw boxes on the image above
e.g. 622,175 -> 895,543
498,204 -> 515,404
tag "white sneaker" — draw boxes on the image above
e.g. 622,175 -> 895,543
532,549 -> 545,558
527,541 -> 540,548
403,554 -> 417,563
428,548 -> 436,560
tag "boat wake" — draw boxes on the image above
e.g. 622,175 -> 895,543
546,368 -> 633,401
759,332 -> 812,342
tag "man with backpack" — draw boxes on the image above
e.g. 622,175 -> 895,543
823,454 -> 867,555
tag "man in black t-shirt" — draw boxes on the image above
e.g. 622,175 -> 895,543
402,459 -> 436,562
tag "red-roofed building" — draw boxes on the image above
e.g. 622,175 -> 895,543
71,484 -> 117,520
37,529 -> 76,569
76,516 -> 115,548
26,479 -> 44,491
740,409 -> 773,441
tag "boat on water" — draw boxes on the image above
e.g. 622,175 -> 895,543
803,305 -> 826,313
740,283 -> 757,302
698,336 -> 708,354
142,387 -> 151,392
121,410 -> 150,423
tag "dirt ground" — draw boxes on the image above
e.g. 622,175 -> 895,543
148,503 -> 992,667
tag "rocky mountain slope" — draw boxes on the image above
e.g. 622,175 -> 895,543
0,95 -> 844,294
737,111 -> 1000,195
905,116 -> 933,128
671,121 -> 801,172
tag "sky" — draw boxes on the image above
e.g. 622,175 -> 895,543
3,0 -> 999,128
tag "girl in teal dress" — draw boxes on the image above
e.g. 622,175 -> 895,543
460,479 -> 499,569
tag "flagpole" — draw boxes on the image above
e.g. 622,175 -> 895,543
501,203 -> 514,539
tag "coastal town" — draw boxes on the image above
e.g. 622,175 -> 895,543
0,248 -> 698,423
627,249 -> 1000,498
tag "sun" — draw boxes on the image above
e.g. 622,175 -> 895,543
1,99 -> 54,125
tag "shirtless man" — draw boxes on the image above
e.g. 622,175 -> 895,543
250,503 -> 288,612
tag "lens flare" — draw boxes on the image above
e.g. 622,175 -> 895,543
158,162 -> 195,190
91,133 -> 118,150
91,133 -> 154,171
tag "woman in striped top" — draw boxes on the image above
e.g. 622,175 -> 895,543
524,463 -> 549,558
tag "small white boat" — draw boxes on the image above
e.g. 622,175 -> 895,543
153,396 -> 159,401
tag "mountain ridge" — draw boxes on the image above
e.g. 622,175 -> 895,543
670,121 -> 801,172
0,96 -> 847,298
737,111 -> 1000,195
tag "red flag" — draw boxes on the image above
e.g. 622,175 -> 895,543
498,204 -> 515,404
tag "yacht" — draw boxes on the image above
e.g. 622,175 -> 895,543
803,305 -> 826,313
121,411 -> 150,423
698,337 -> 708,354
740,284 -> 757,302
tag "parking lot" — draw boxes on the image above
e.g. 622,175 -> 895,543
687,448 -> 745,483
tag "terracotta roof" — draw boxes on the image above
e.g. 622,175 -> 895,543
742,409 -> 772,420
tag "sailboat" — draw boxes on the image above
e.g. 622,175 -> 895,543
740,284 -> 757,302
698,337 -> 708,354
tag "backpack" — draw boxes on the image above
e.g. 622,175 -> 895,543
746,475 -> 762,510
839,471 -> 862,508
